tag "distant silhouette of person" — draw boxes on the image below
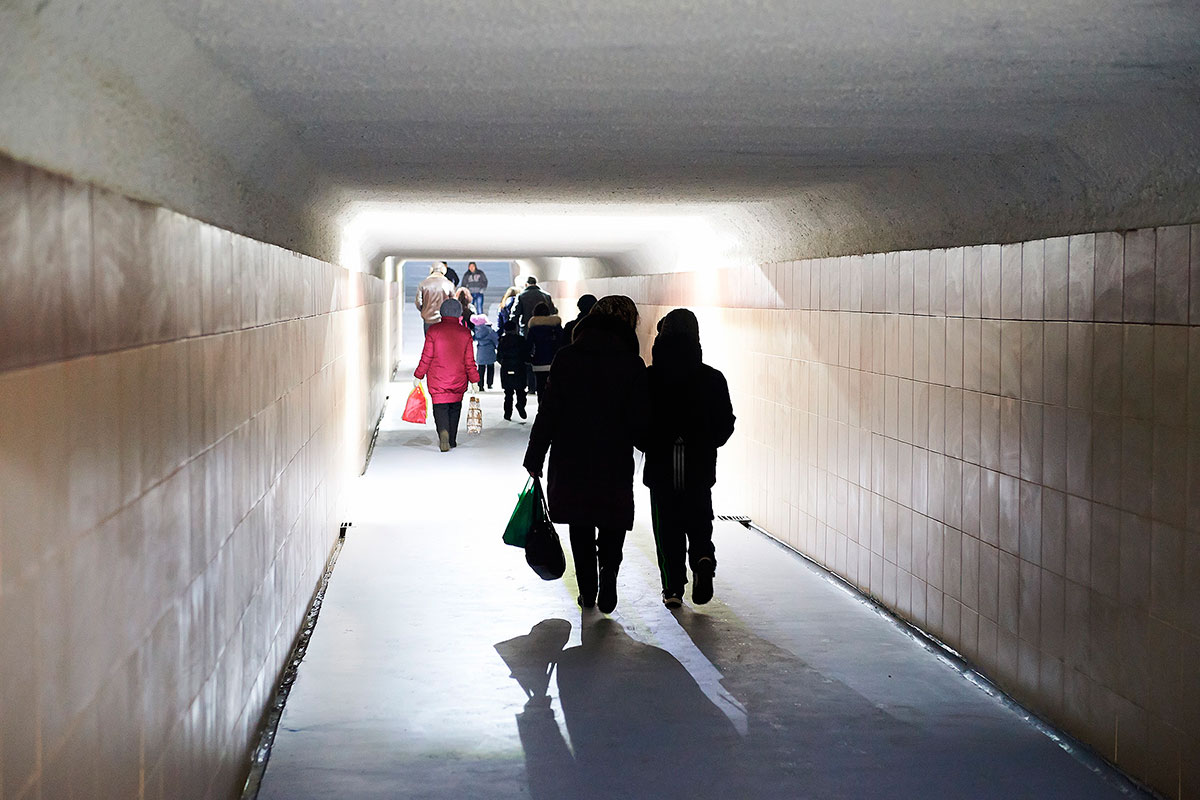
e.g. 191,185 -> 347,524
645,309 -> 735,608
444,263 -> 460,287
516,276 -> 555,335
526,302 -> 563,403
497,286 -> 520,333
415,262 -> 455,335
523,296 -> 648,613
496,617 -> 737,800
462,261 -> 489,313
413,298 -> 481,451
562,293 -> 597,344
497,321 -> 529,421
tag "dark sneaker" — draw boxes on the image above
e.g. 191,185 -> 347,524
577,594 -> 595,610
504,414 -> 512,421
450,439 -> 457,448
517,406 -> 527,420
692,558 -> 715,605
662,593 -> 683,610
597,569 -> 618,614
438,430 -> 450,452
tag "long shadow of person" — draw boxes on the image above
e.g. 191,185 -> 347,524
495,616 -> 740,800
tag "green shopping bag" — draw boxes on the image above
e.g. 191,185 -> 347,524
502,477 -> 536,547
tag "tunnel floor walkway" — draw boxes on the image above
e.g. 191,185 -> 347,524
256,366 -> 1142,800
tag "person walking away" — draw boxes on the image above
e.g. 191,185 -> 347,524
561,293 -> 597,344
516,276 -> 555,335
643,309 -> 735,608
524,296 -> 648,613
497,321 -> 529,420
497,286 -> 520,333
454,285 -> 477,321
462,261 -> 488,314
517,277 -> 555,392
444,263 -> 460,288
526,303 -> 563,403
416,262 -> 454,335
472,314 -> 499,390
413,298 -> 481,451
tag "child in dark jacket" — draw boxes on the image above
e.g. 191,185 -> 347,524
497,321 -> 530,420
643,309 -> 736,608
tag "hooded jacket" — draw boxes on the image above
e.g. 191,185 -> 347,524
473,322 -> 499,364
526,314 -> 563,371
643,309 -> 735,493
414,319 -> 481,403
524,313 -> 649,530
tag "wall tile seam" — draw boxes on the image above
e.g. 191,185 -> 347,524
0,291 -> 389,378
41,374 -> 346,554
778,458 -> 1184,533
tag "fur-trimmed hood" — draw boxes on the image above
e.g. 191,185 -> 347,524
527,314 -> 562,328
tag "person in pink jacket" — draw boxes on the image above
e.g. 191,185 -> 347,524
413,299 -> 482,451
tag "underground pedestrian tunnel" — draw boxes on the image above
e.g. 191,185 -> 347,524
1,1 -> 1198,798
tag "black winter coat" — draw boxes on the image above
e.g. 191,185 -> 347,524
497,331 -> 530,391
524,314 -> 649,530
643,335 -> 735,492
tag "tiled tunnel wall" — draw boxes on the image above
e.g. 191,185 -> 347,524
545,226 -> 1200,799
0,154 -> 398,799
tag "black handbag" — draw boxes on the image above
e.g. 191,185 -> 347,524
525,478 -> 566,580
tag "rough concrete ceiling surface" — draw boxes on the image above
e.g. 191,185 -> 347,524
4,0 -> 1199,266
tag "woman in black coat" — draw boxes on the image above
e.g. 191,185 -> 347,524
523,298 -> 649,613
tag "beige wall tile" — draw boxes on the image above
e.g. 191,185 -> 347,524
1123,228 -> 1156,324
1068,233 -> 1095,321
1154,225 -> 1190,325
1022,240 -> 1045,320
1003,243 -> 1026,321
1044,237 -> 1069,321
1094,232 -> 1125,323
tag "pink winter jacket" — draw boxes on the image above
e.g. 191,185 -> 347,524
414,320 -> 481,403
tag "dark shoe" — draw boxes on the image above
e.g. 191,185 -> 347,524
577,594 -> 595,609
504,414 -> 512,421
692,558 -> 714,605
450,439 -> 457,448
517,406 -> 527,420
438,430 -> 450,452
598,569 -> 618,614
662,592 -> 683,610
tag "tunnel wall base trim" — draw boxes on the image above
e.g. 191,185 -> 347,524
240,534 -> 347,800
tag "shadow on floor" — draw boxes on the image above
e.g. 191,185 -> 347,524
497,608 -> 1124,800
496,616 -> 740,800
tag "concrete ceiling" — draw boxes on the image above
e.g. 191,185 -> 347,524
5,0 -> 1198,267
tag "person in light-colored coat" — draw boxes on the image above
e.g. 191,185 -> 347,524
416,263 -> 455,334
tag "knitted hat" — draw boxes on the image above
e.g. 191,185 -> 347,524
470,314 -> 489,326
439,298 -> 463,317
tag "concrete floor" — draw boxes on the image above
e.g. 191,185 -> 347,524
257,368 -> 1142,800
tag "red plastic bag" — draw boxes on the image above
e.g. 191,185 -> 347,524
402,384 -> 428,424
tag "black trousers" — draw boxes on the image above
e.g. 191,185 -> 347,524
503,387 -> 527,418
431,401 -> 462,446
568,524 -> 626,604
650,487 -> 716,596
477,363 -> 495,387
534,370 -> 551,403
